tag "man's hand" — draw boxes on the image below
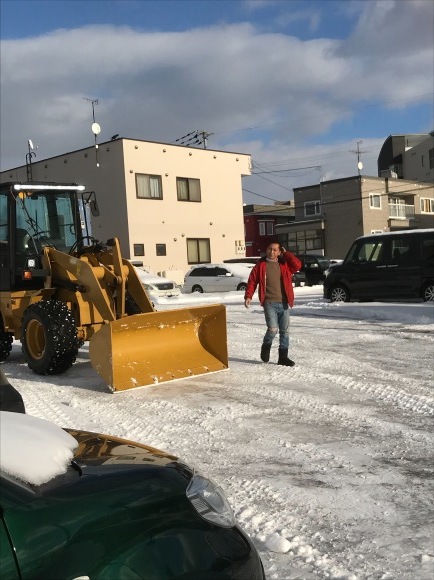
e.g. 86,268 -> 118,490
244,298 -> 251,308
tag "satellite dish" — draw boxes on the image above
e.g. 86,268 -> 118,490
357,161 -> 363,170
91,122 -> 101,135
28,139 -> 34,150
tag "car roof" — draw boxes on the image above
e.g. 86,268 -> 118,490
134,268 -> 175,284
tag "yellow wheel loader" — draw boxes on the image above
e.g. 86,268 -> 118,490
0,182 -> 228,392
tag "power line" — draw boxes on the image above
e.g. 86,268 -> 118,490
211,92 -> 434,140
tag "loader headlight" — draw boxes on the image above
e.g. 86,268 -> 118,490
186,473 -> 235,528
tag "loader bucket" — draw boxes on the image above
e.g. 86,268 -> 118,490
88,304 -> 228,392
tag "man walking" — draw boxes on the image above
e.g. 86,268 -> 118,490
244,242 -> 301,366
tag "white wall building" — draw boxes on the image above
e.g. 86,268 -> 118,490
1,138 -> 251,283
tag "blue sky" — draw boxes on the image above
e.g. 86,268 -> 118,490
1,0 -> 433,203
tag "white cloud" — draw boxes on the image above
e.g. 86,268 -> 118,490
0,6 -> 432,195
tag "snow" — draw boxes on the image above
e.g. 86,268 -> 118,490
0,411 -> 78,485
1,286 -> 433,579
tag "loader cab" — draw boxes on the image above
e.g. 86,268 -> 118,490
0,182 -> 92,292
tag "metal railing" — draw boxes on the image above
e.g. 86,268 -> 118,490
388,203 -> 415,219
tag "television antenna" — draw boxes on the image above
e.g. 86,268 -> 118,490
349,140 -> 367,176
83,97 -> 101,167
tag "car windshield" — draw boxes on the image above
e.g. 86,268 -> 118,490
317,257 -> 330,268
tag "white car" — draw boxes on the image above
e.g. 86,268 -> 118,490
183,263 -> 251,293
134,268 -> 180,298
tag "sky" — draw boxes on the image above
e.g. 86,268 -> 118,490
2,286 -> 433,579
0,0 -> 433,204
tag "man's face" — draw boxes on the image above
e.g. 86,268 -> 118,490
266,244 -> 281,260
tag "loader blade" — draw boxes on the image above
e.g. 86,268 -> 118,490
89,304 -> 228,392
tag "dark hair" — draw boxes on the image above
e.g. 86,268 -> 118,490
266,241 -> 282,250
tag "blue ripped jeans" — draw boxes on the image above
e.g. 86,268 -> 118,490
263,302 -> 290,349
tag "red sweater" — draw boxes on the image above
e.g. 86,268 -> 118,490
244,252 -> 302,307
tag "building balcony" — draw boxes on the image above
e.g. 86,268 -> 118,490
388,203 -> 415,220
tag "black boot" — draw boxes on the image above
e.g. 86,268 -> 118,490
278,348 -> 295,367
260,342 -> 272,363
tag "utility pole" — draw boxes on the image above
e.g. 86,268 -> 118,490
349,140 -> 367,176
83,97 -> 101,167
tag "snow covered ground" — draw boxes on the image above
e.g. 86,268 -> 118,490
2,286 -> 433,580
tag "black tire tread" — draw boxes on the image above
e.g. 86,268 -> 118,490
21,301 -> 80,375
0,317 -> 13,362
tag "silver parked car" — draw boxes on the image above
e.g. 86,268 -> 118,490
183,263 -> 250,293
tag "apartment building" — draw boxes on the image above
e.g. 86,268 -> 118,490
275,175 -> 434,259
1,138 -> 251,282
378,132 -> 434,183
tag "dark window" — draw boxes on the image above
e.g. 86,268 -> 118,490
177,178 -> 201,202
189,267 -> 216,277
136,174 -> 163,199
187,238 -> 210,264
133,244 -> 144,256
156,243 -> 166,256
216,267 -> 230,276
259,221 -> 274,236
304,201 -> 321,216
429,148 -> 434,170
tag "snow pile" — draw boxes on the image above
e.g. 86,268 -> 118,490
0,412 -> 78,485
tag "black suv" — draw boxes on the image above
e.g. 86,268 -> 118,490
294,254 -> 331,286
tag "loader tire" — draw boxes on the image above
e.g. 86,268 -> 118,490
0,318 -> 13,362
21,301 -> 80,375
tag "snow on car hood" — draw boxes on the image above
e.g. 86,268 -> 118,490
0,412 -> 78,485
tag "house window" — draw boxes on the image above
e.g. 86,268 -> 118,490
187,238 -> 210,264
280,229 -> 323,253
156,244 -> 166,256
258,221 -> 274,236
421,155 -> 425,167
429,148 -> 434,169
369,194 -> 381,209
134,244 -> 144,256
420,198 -> 434,213
304,201 -> 321,216
136,174 -> 163,199
177,177 -> 201,202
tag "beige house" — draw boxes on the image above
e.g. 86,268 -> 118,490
276,175 -> 434,259
1,138 -> 251,282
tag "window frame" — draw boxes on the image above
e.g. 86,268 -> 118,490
304,200 -> 321,217
369,194 -> 382,209
176,177 -> 201,202
136,173 -> 163,200
186,238 -> 211,264
133,244 -> 145,256
156,243 -> 167,256
420,198 -> 434,214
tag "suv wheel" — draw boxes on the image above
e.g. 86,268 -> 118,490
330,285 -> 350,302
422,282 -> 434,302
237,283 -> 247,291
192,285 -> 203,293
